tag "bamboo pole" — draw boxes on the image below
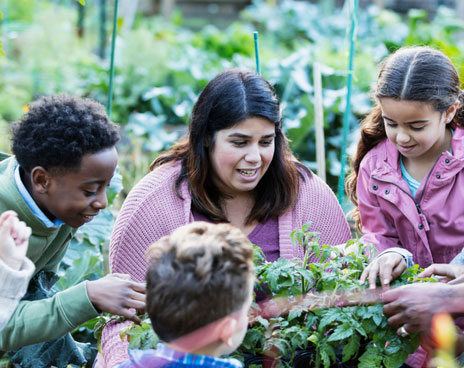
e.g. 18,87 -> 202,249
313,62 -> 326,182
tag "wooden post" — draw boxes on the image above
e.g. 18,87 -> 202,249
313,62 -> 326,182
457,1 -> 464,41
120,0 -> 139,32
374,0 -> 384,9
458,0 -> 464,17
160,0 -> 175,19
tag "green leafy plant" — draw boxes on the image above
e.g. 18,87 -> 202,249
102,223 -> 433,368
231,224 -> 427,368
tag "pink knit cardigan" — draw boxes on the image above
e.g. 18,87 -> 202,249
99,161 -> 350,367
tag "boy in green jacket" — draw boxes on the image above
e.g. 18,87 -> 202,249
0,95 -> 145,354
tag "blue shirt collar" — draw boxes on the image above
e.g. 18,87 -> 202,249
125,343 -> 243,367
14,165 -> 64,228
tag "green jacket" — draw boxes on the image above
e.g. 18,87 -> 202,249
0,155 -> 99,351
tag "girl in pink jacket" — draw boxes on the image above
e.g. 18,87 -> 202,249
346,46 -> 464,368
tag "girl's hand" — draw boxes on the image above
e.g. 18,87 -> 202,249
419,263 -> 464,284
360,252 -> 406,289
0,210 -> 32,270
86,273 -> 146,324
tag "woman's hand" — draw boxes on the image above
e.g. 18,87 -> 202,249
360,252 -> 406,289
419,263 -> 464,284
382,282 -> 454,335
86,273 -> 146,323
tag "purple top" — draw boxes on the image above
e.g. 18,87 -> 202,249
192,211 -> 279,262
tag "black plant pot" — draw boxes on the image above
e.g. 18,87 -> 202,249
333,341 -> 370,368
292,349 -> 316,367
243,349 -> 316,368
243,343 -> 367,368
243,353 -> 278,368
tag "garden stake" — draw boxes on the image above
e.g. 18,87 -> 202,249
337,0 -> 358,204
313,62 -> 326,182
253,31 -> 261,75
107,0 -> 120,118
76,0 -> 85,38
98,0 -> 107,59
0,2 -> 8,57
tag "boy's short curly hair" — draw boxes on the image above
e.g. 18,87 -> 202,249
145,222 -> 255,342
11,94 -> 120,173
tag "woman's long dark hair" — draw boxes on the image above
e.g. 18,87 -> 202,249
346,46 -> 464,232
151,69 -> 304,224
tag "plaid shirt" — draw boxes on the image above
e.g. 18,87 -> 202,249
117,343 -> 243,368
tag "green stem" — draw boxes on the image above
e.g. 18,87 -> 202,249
107,0 -> 119,118
301,239 -> 312,294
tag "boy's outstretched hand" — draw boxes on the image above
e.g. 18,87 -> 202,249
86,273 -> 146,324
0,210 -> 32,271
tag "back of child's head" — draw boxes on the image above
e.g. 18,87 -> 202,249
346,46 -> 464,231
145,222 -> 254,343
11,94 -> 120,173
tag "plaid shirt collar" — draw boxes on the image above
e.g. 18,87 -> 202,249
127,343 -> 243,368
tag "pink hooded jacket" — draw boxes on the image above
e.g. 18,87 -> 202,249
357,126 -> 464,368
358,126 -> 464,269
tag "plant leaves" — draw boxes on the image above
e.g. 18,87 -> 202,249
342,333 -> 360,362
327,323 -> 353,342
358,344 -> 383,368
319,343 -> 336,368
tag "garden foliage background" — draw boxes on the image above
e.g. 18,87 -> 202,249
1,0 -> 464,366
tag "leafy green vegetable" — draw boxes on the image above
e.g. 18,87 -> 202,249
233,223 -> 428,367
104,223 -> 429,367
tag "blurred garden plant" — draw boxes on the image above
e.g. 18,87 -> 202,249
3,1 -> 464,195
428,312 -> 459,368
1,3 -> 464,366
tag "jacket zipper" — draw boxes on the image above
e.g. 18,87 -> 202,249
371,153 -> 443,232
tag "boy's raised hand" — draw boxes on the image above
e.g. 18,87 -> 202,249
0,210 -> 32,270
86,273 -> 146,323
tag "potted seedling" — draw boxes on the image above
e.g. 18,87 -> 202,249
234,223 -> 427,368
96,223 -> 431,368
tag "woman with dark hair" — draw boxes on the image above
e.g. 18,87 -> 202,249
98,69 -> 350,367
346,46 -> 464,367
